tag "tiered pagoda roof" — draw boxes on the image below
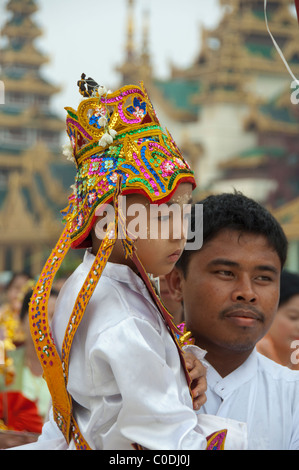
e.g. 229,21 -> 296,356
0,0 -> 64,156
190,0 -> 299,105
0,0 -> 75,274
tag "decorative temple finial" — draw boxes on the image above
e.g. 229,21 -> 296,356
125,0 -> 135,62
141,8 -> 150,63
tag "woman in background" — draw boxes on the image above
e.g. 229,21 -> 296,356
257,270 -> 299,370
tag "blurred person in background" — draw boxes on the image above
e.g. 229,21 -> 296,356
0,287 -> 58,449
0,272 -> 31,348
257,270 -> 299,370
0,275 -> 32,393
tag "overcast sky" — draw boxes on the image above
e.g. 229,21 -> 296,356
0,0 -> 223,115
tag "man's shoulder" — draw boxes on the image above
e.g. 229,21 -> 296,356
256,351 -> 299,383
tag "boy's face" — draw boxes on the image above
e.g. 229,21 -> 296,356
169,229 -> 281,360
131,183 -> 193,277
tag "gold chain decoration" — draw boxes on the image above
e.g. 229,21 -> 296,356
29,226 -> 94,448
58,177 -> 123,449
29,225 -> 73,443
61,179 -> 122,377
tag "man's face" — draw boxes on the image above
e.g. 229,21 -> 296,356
171,229 -> 281,358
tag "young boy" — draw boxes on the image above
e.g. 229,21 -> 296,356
22,78 -> 246,450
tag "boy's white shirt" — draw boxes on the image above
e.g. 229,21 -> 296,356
12,250 -> 247,450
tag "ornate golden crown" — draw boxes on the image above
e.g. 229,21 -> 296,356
62,75 -> 196,248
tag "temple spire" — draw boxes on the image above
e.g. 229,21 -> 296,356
125,0 -> 135,63
140,8 -> 152,81
0,0 -> 64,154
116,0 -> 152,85
0,0 -> 73,274
141,8 -> 150,64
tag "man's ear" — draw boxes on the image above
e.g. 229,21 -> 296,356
165,267 -> 184,303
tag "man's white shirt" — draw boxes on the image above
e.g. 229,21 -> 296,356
198,348 -> 299,449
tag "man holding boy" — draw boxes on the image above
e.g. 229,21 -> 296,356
14,79 -> 248,450
167,192 -> 299,449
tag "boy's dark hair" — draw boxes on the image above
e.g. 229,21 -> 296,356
177,192 -> 288,276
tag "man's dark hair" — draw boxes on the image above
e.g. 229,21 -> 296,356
177,192 -> 288,276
